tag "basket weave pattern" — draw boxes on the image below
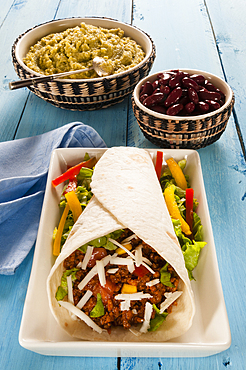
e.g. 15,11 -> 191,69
132,94 -> 235,149
12,20 -> 156,111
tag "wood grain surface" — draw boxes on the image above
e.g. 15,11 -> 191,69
0,0 -> 245,369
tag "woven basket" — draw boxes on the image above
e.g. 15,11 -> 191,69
132,94 -> 234,149
11,17 -> 156,111
132,68 -> 235,149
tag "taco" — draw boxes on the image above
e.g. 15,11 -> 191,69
47,147 -> 195,342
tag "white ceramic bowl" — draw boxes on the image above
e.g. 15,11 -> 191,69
132,69 -> 234,149
12,17 -> 156,111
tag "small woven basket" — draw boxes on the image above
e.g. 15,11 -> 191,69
132,94 -> 234,149
11,17 -> 156,111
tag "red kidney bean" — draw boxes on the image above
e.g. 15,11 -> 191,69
87,247 -> 108,268
182,77 -> 199,90
181,88 -> 188,96
151,105 -> 167,114
159,73 -> 172,86
205,100 -> 221,111
143,92 -> 165,107
204,80 -> 218,92
166,103 -> 184,116
140,93 -> 148,103
188,87 -> 199,104
169,71 -> 186,88
140,81 -> 153,97
199,90 -> 221,101
179,96 -> 190,106
185,101 -> 195,114
189,74 -> 205,85
160,85 -> 170,95
197,101 -> 209,113
164,86 -> 182,107
152,80 -> 160,90
138,69 -> 227,117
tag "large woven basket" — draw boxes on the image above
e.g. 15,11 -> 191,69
132,69 -> 235,149
11,17 -> 156,111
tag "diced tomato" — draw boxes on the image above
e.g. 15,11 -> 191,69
63,177 -> 78,194
133,264 -> 149,277
92,278 -> 116,305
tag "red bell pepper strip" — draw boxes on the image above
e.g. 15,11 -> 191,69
186,188 -> 194,233
155,151 -> 163,180
52,157 -> 97,187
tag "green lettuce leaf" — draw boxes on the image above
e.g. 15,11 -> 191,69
90,293 -> 105,318
148,304 -> 168,332
55,268 -> 79,301
160,263 -> 174,287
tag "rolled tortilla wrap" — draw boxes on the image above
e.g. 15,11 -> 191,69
47,147 -> 195,342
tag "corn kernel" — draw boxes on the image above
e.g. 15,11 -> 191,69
116,243 -> 132,255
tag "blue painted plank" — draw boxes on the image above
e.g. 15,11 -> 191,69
0,0 -> 61,142
204,0 -> 246,150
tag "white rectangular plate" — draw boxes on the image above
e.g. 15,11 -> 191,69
19,148 -> 231,357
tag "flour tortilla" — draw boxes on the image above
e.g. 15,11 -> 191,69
47,147 -> 195,342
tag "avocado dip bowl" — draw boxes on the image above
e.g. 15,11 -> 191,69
11,17 -> 156,111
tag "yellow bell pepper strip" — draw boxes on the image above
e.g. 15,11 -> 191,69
52,157 -> 96,187
155,151 -> 163,180
164,185 -> 191,235
65,190 -> 82,223
53,202 -> 70,256
186,188 -> 194,233
166,157 -> 187,190
121,284 -> 137,294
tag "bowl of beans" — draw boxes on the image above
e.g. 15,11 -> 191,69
11,17 -> 156,111
132,69 -> 234,149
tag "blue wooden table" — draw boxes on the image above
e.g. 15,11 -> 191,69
1,0 -> 246,369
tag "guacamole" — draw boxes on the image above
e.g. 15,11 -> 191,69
23,22 -> 145,79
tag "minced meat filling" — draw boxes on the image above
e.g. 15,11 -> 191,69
61,230 -> 179,331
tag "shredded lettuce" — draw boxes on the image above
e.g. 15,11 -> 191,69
55,268 -> 79,301
148,304 -> 168,332
172,218 -> 206,279
78,229 -> 124,252
90,293 -> 105,318
160,263 -> 174,287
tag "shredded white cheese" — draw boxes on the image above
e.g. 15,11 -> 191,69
142,261 -> 155,274
108,238 -> 135,259
140,302 -> 153,333
76,290 -> 93,310
107,268 -> 119,274
58,300 -> 103,334
82,245 -> 94,270
110,256 -> 134,266
135,245 -> 142,267
120,300 -> 131,311
96,260 -> 106,287
115,292 -> 152,301
67,275 -> 74,305
160,291 -> 183,314
78,255 -> 111,290
146,278 -> 160,287
121,234 -> 138,243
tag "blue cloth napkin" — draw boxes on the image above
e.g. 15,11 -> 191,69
0,122 -> 106,275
